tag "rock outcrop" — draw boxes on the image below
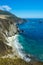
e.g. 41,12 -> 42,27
0,10 -> 26,56
0,18 -> 17,56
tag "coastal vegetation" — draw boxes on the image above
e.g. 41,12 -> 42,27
0,58 -> 43,65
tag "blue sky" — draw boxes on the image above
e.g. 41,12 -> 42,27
0,0 -> 43,18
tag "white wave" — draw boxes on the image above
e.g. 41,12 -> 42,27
7,34 -> 31,62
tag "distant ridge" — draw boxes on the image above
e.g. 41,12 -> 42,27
0,10 -> 26,23
0,10 -> 13,15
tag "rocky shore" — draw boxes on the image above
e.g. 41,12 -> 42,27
0,10 -> 43,65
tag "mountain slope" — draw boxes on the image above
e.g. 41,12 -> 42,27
0,10 -> 27,57
0,10 -> 19,56
0,10 -> 15,16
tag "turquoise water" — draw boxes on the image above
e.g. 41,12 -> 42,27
17,19 -> 43,61
18,34 -> 43,61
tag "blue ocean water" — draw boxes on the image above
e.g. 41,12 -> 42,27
17,18 -> 43,62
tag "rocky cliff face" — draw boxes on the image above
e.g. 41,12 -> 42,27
0,18 -> 17,56
0,10 -> 26,56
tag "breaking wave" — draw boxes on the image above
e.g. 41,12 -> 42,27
8,34 -> 31,62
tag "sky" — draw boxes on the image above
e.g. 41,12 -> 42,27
0,0 -> 43,18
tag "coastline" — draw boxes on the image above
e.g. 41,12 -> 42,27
4,34 -> 42,63
7,34 -> 31,62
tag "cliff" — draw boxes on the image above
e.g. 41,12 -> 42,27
0,10 -> 43,65
0,10 -> 27,56
0,10 -> 20,56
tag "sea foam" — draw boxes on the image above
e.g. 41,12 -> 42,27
8,34 -> 31,62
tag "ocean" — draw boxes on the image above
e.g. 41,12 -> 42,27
16,18 -> 43,62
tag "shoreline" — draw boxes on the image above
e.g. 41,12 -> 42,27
6,34 -> 41,62
0,34 -> 43,65
6,34 -> 31,62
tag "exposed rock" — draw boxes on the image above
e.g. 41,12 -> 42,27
0,40 -> 12,56
0,10 -> 27,56
0,11 -> 18,56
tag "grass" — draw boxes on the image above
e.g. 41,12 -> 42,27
0,58 -> 30,65
0,58 -> 43,65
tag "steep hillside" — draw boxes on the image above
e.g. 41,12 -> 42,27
0,10 -> 27,56
0,10 -> 27,23
0,10 -> 18,56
